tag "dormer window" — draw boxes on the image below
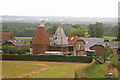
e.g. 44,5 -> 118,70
71,37 -> 74,40
79,44 -> 81,50
55,37 -> 57,40
34,44 -> 37,48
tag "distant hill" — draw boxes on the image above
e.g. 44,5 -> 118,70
1,15 -> 118,25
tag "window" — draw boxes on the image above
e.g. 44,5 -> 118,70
49,37 -> 53,40
34,44 -> 37,48
66,37 -> 68,39
86,42 -> 88,44
79,44 -> 81,50
55,37 -> 57,40
71,37 -> 74,40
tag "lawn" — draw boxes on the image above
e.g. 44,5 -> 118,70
15,37 -> 33,40
15,36 -> 117,41
2,61 -> 88,78
103,36 -> 117,42
2,61 -> 43,78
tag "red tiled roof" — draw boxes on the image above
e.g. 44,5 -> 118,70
33,27 -> 49,44
31,35 -> 53,42
67,36 -> 83,44
2,32 -> 16,42
48,35 -> 54,37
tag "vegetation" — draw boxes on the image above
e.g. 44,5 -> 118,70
102,43 -> 114,62
88,22 -> 104,38
104,24 -> 118,37
2,22 -> 118,38
29,62 -> 87,78
46,24 -> 58,35
2,44 -> 30,54
69,26 -> 86,37
15,37 -> 33,40
2,61 -> 87,78
103,36 -> 117,42
117,22 -> 120,41
75,59 -> 118,78
2,61 -> 43,78
2,55 -> 92,63
110,54 -> 118,68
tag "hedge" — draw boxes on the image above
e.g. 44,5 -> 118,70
2,55 -> 92,63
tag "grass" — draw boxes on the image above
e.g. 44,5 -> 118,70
29,63 -> 86,78
2,61 -> 88,78
15,36 -> 117,41
76,58 -> 118,78
76,62 -> 109,78
103,36 -> 117,42
2,61 -> 43,78
15,37 -> 33,40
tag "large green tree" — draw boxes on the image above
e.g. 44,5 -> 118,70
117,22 -> 120,41
69,26 -> 86,37
46,24 -> 58,35
88,22 -> 104,38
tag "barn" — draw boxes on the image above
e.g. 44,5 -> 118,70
90,41 -> 120,56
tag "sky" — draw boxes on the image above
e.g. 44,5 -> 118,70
0,0 -> 120,18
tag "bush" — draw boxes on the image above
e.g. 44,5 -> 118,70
2,45 -> 30,54
2,45 -> 17,54
2,55 -> 92,63
110,54 -> 118,68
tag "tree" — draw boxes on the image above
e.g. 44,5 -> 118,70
102,43 -> 114,62
46,24 -> 58,35
69,26 -> 86,37
88,22 -> 104,38
117,22 -> 120,41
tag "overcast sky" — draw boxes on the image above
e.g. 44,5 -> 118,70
0,0 -> 120,18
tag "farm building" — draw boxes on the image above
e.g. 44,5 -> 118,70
47,26 -> 70,55
30,21 -> 85,56
80,37 -> 109,51
67,36 -> 85,55
90,41 -> 120,56
3,40 -> 30,47
30,21 -> 49,55
1,32 -> 16,42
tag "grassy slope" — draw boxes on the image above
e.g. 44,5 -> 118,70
76,59 -> 118,78
76,59 -> 109,78
2,61 -> 43,78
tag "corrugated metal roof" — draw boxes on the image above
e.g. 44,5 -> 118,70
7,40 -> 30,46
80,37 -> 108,51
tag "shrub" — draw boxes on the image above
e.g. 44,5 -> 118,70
2,45 -> 30,54
2,55 -> 92,63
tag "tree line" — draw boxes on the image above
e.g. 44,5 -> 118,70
2,22 -> 118,38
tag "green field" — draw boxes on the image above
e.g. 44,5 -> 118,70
103,36 -> 117,42
2,61 -> 88,78
2,61 -> 43,78
15,37 -> 33,40
15,36 -> 117,42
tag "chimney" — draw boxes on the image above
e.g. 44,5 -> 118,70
39,20 -> 44,27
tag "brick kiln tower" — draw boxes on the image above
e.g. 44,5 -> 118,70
32,21 -> 49,55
